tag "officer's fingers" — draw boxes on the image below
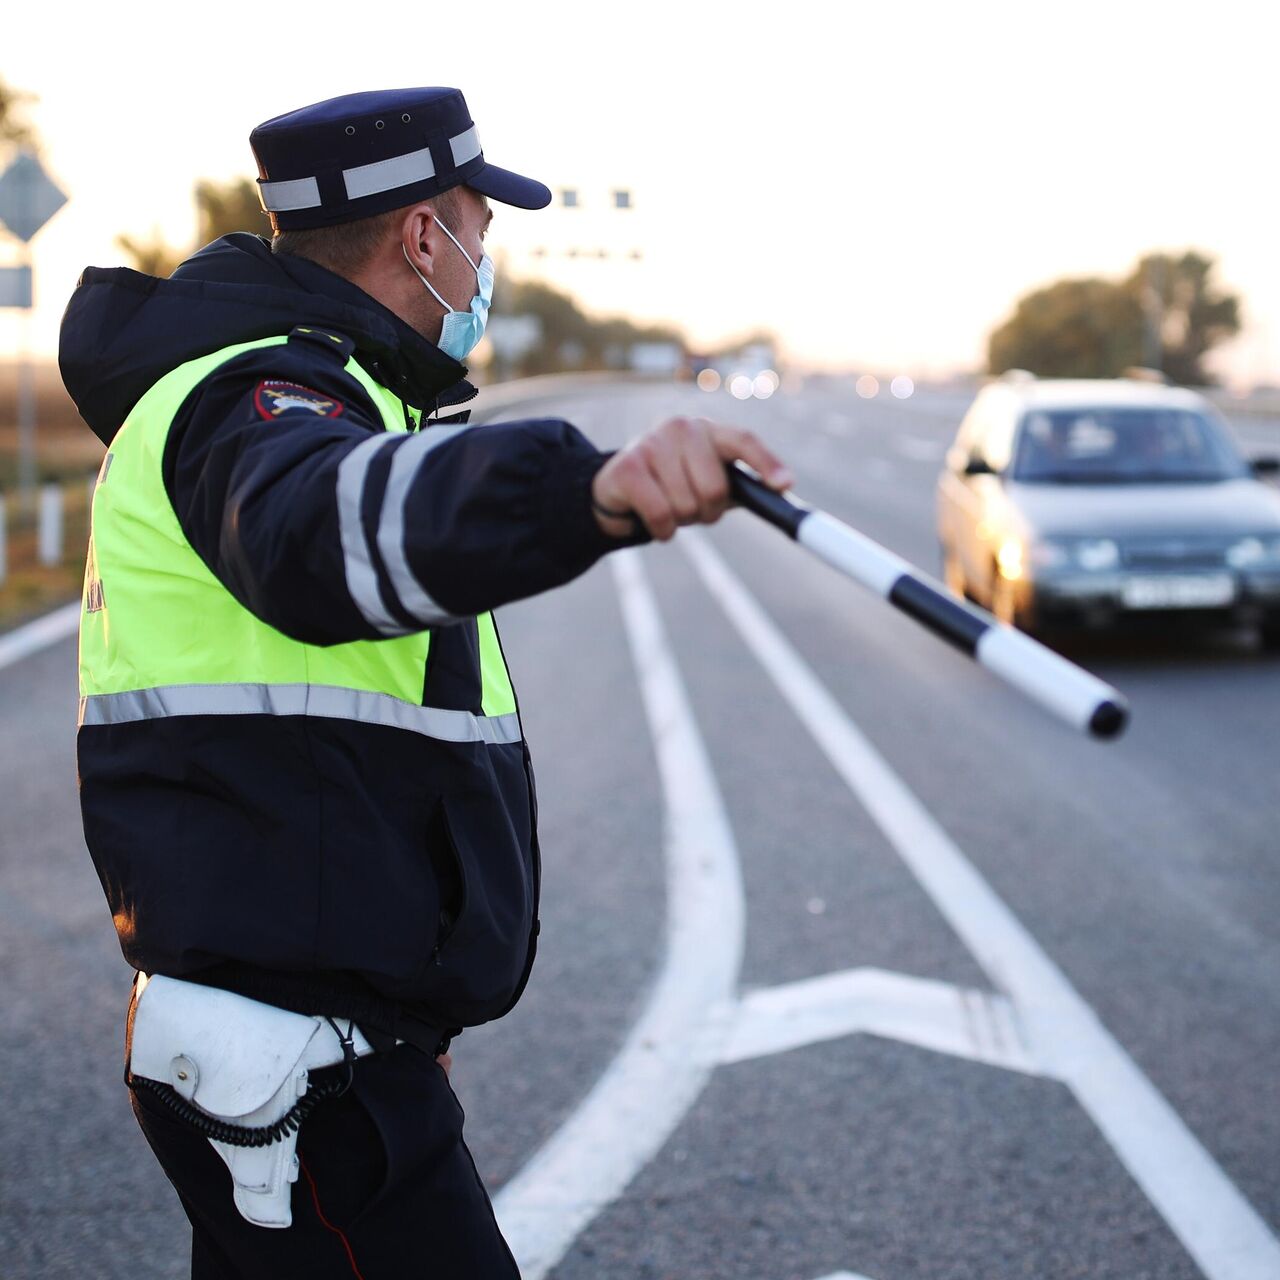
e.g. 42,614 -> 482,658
641,423 -> 702,526
626,457 -> 679,541
708,425 -> 793,491
436,1052 -> 453,1076
680,421 -> 733,522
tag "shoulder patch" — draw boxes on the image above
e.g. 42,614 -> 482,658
288,325 -> 356,359
254,381 -> 345,419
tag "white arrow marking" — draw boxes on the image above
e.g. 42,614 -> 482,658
681,526 -> 1280,1280
721,966 -> 1042,1077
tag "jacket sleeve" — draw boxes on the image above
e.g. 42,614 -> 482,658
163,343 -> 633,646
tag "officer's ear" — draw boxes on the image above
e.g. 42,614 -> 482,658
402,205 -> 438,274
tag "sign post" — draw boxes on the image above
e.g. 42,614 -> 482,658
0,150 -> 69,512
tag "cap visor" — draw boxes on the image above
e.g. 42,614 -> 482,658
467,162 -> 552,210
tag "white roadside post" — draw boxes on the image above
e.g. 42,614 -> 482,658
38,482 -> 63,566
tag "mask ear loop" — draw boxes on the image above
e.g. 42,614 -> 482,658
403,243 -> 454,315
432,216 -> 482,275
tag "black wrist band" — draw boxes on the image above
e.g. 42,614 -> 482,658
591,496 -> 635,522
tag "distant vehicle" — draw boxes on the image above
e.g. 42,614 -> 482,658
936,375 -> 1280,646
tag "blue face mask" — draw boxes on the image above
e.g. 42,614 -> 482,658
403,217 -> 494,362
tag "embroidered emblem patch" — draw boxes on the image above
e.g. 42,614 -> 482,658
254,381 -> 344,419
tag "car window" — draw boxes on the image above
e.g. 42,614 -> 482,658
1011,406 -> 1248,483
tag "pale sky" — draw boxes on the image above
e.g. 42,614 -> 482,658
2,0 -> 1276,383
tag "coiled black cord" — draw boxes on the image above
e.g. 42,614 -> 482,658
127,1017 -> 358,1149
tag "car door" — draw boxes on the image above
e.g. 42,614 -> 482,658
967,407 -> 1018,603
938,398 -> 986,580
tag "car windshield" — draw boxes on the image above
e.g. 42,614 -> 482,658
1011,406 -> 1248,484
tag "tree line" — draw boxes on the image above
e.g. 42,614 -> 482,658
0,77 -> 1245,386
987,252 -> 1240,386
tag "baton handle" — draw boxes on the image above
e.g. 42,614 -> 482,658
728,464 -> 1129,740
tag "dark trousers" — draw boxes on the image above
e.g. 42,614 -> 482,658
129,1040 -> 522,1279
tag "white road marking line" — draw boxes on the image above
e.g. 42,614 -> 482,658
721,967 -> 1040,1077
822,412 -> 854,437
0,601 -> 80,674
892,435 -> 943,461
493,549 -> 746,1280
680,527 -> 1280,1280
813,1272 -> 879,1280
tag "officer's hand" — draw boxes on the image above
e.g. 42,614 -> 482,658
591,417 -> 793,542
436,1051 -> 452,1076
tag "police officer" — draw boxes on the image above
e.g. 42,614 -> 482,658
59,87 -> 791,1278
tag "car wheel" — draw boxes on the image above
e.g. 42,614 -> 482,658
942,545 -> 967,599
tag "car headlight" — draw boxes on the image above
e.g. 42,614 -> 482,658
1227,535 -> 1280,568
1027,538 -> 1117,571
997,539 -> 1026,579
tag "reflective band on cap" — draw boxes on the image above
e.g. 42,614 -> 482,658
377,426 -> 472,628
264,125 -> 482,210
79,684 -> 523,745
258,176 -> 322,212
449,125 -> 481,167
343,145 -> 436,200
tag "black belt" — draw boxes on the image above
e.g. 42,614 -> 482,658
183,961 -> 456,1058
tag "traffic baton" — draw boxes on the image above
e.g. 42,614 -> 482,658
728,464 -> 1129,740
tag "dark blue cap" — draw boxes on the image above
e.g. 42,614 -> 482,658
250,87 -> 552,230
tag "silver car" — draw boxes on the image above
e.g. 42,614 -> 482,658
936,375 -> 1280,646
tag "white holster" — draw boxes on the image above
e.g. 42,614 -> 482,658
128,972 -> 376,1229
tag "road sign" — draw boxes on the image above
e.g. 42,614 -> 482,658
0,151 -> 68,243
0,264 -> 33,307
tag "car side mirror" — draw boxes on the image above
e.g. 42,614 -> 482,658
964,455 -> 998,477
1252,456 -> 1280,476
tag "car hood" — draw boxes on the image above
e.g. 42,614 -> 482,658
1006,478 -> 1280,540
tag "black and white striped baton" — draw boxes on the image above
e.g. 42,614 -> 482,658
728,465 -> 1129,740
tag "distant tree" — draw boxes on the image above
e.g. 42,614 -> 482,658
195,177 -> 270,244
114,231 -> 186,279
0,77 -> 38,148
491,274 -> 683,377
988,251 -> 1241,385
988,278 -> 1144,379
117,176 -> 268,277
1122,252 -> 1240,386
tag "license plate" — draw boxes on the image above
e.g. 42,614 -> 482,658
1121,574 -> 1236,610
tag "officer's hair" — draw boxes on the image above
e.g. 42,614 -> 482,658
271,187 -> 467,277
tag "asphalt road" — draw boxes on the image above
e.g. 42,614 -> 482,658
1,379 -> 1277,1280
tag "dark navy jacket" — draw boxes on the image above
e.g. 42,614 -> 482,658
60,233 -> 626,1046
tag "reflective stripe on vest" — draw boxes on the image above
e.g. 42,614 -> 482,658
78,684 -> 523,744
79,334 -> 519,743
